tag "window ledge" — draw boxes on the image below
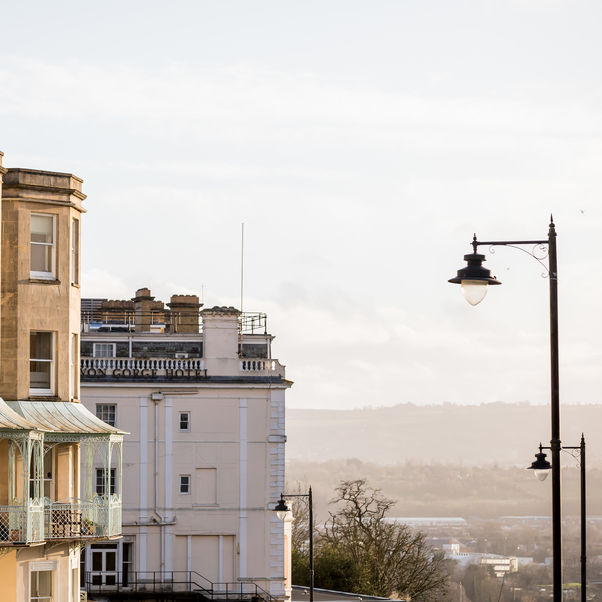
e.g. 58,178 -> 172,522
29,278 -> 60,285
71,282 -> 80,289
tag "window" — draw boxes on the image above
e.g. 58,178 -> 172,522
179,412 -> 190,431
95,468 -> 116,495
30,214 -> 55,279
70,333 -> 78,400
71,218 -> 79,284
30,332 -> 54,395
239,343 -> 268,358
30,569 -> 53,601
93,343 -> 116,357
179,475 -> 191,494
96,404 -> 116,427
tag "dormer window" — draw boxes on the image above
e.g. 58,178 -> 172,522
30,213 -> 56,279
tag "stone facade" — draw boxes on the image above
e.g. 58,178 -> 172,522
0,151 -> 124,602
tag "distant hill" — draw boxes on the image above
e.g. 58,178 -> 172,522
286,457 -> 602,520
286,403 -> 602,519
286,403 -> 601,466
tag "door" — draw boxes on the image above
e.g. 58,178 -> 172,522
90,544 -> 118,586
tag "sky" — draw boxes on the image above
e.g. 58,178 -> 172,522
1,1 -> 601,410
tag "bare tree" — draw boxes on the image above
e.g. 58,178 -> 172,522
322,479 -> 449,601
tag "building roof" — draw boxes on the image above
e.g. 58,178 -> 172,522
5,401 -> 127,435
0,399 -> 40,430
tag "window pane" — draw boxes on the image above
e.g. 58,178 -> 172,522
31,332 -> 52,360
71,219 -> 79,284
31,215 -> 53,242
31,243 -> 53,273
96,404 -> 116,426
30,362 -> 51,389
31,570 -> 53,597
92,552 -> 103,571
93,343 -> 115,357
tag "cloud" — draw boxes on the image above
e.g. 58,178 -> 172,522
81,268 -> 132,299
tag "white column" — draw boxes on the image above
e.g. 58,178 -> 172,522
139,397 -> 149,574
165,397 -> 173,516
139,529 -> 147,574
187,535 -> 192,573
165,397 -> 174,574
140,398 -> 148,520
165,524 -> 174,573
219,535 -> 224,584
239,398 -> 248,579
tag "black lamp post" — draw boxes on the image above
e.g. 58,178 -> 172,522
274,487 -> 314,602
528,436 -> 587,602
449,218 -> 563,602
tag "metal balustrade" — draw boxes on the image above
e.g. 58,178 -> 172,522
0,502 -> 45,544
85,570 -> 276,602
45,496 -> 122,539
0,497 -> 122,544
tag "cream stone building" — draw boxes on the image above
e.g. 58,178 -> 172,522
80,290 -> 292,600
0,151 -> 124,602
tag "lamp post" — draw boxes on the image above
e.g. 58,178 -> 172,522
274,487 -> 314,602
449,218 -> 562,601
528,435 -> 587,602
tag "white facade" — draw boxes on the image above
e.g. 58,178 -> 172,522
80,298 -> 292,600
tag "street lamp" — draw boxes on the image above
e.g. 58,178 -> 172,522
449,218 -> 563,602
528,444 -> 552,482
274,487 -> 314,602
528,436 -> 587,602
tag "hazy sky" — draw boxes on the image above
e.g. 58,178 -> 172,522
2,1 -> 601,410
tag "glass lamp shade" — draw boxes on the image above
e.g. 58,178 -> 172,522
274,497 -> 290,520
534,468 -> 550,482
461,280 -> 489,306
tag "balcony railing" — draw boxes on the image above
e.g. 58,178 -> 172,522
45,496 -> 122,539
0,501 -> 45,544
0,497 -> 121,544
82,357 -> 285,379
240,359 -> 284,375
81,357 -> 204,372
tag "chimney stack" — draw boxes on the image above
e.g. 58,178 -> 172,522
132,287 -> 154,333
168,294 -> 201,333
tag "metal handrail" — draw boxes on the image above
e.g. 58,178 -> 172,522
84,570 -> 276,602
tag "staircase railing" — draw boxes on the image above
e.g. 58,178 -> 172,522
84,571 -> 276,602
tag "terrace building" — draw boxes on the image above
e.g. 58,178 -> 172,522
0,151 -> 124,601
79,290 -> 292,601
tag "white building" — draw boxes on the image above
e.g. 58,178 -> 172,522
79,290 -> 292,600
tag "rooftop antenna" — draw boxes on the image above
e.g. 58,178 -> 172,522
240,222 -> 244,314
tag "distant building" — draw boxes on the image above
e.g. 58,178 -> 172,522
80,290 -> 292,599
446,552 -> 518,576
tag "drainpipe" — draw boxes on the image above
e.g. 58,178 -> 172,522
150,392 -> 165,578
